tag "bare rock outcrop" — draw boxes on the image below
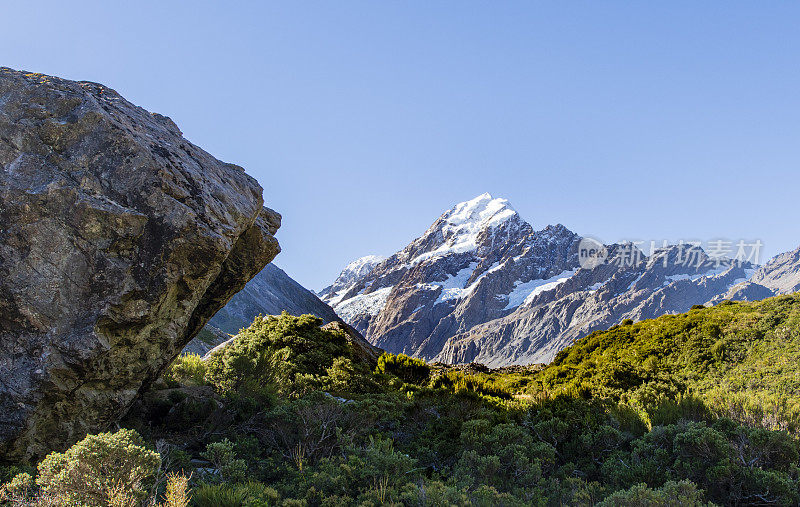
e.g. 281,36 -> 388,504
0,68 -> 280,460
749,245 -> 800,295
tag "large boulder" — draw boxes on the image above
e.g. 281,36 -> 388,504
0,68 -> 280,461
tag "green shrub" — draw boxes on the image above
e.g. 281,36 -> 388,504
192,481 -> 280,507
430,371 -> 512,399
376,353 -> 430,383
192,482 -> 249,507
204,313 -> 367,398
0,465 -> 34,485
647,395 -> 713,427
35,428 -> 160,506
159,472 -> 191,507
201,439 -> 247,483
604,420 -> 800,506
164,353 -> 207,386
454,419 -> 554,493
543,294 -> 800,430
0,472 -> 34,504
598,480 -> 710,506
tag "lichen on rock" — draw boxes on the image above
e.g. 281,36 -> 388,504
0,67 -> 280,461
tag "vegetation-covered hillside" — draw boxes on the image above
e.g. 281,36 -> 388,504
541,294 -> 800,432
3,299 -> 800,506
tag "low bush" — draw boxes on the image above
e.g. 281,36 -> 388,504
376,352 -> 430,383
0,428 -> 161,506
201,439 -> 247,484
192,481 -> 280,507
163,353 -> 207,386
430,370 -> 513,399
598,480 -> 711,506
204,313 -> 373,399
159,473 -> 191,507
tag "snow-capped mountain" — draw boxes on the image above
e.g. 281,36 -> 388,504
320,193 -> 580,359
318,255 -> 386,306
322,193 -> 788,366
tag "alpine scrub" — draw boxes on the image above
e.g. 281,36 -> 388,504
5,300 -> 800,506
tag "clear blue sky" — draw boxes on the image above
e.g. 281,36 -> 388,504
4,2 -> 800,289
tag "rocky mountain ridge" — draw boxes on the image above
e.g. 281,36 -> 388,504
321,193 -> 789,366
207,263 -> 339,335
184,263 -> 341,355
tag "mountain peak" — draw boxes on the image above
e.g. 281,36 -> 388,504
340,255 -> 387,281
442,193 -> 518,231
405,194 -> 521,265
321,193 -> 800,367
345,255 -> 386,271
318,254 -> 386,304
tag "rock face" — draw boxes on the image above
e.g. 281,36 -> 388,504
208,263 -> 339,335
438,245 -> 756,365
749,245 -> 800,295
323,193 -> 773,366
709,244 -> 800,303
0,68 -> 280,460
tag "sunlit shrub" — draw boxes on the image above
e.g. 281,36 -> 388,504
204,313 -> 367,398
36,428 -> 160,506
376,352 -> 430,383
192,481 -> 280,507
598,480 -> 710,506
163,353 -> 207,386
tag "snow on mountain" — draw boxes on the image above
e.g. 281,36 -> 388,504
332,286 -> 393,323
432,262 -> 480,305
504,269 -> 577,310
321,193 -> 581,359
318,255 -> 386,306
409,193 -> 518,265
323,194 -> 799,366
342,255 -> 387,280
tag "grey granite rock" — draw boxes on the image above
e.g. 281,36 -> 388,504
0,68 -> 280,460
